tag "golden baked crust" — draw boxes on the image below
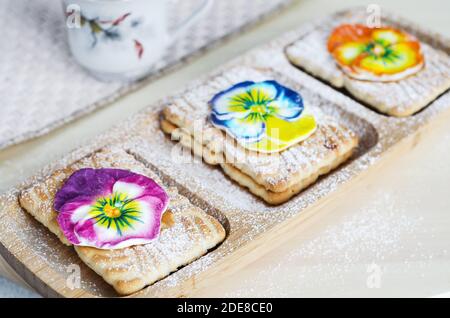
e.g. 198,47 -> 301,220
160,67 -> 359,204
76,191 -> 225,295
162,119 -> 357,205
18,148 -> 226,295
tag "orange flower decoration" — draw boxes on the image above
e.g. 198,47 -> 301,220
328,24 -> 424,82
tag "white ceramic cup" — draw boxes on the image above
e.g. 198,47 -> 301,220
63,0 -> 213,81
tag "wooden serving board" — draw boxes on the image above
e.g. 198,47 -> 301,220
0,8 -> 449,297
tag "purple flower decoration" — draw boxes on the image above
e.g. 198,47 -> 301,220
54,168 -> 169,250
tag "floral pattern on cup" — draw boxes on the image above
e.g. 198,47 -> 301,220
64,0 -> 213,81
71,10 -> 144,59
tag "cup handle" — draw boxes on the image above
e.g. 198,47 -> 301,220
167,0 -> 214,44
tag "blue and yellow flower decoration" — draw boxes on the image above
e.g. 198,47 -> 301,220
210,81 -> 317,153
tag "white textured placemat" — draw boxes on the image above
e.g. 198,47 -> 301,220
0,0 -> 290,150
0,277 -> 39,298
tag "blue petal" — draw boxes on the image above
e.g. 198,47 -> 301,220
263,81 -> 304,121
210,81 -> 256,119
248,81 -> 279,102
211,113 -> 265,143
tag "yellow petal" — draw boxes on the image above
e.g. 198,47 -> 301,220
241,114 -> 317,153
354,42 -> 423,76
371,28 -> 407,45
266,114 -> 317,143
332,42 -> 367,66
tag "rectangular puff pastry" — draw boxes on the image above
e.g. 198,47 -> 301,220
19,148 -> 226,295
161,67 -> 359,205
286,24 -> 450,117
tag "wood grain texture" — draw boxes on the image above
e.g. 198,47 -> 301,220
0,8 -> 449,297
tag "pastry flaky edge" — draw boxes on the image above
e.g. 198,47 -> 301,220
285,23 -> 450,117
160,67 -> 359,205
18,148 -> 226,296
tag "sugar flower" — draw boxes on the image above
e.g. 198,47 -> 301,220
328,24 -> 424,82
210,81 -> 317,153
54,168 -> 169,250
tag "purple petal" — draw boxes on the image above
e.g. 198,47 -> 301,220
54,168 -> 170,249
113,174 -> 169,201
54,168 -> 133,211
57,197 -> 93,244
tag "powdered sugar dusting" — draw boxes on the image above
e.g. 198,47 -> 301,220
220,193 -> 430,297
0,7 -> 449,297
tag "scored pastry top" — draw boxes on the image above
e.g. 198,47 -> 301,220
18,147 -> 226,295
162,67 -> 358,193
285,17 -> 450,117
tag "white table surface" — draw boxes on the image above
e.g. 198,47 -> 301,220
1,0 -> 449,297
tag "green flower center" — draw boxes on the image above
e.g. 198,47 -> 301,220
229,87 -> 277,123
250,104 -> 268,115
103,203 -> 122,218
247,103 -> 274,123
372,43 -> 386,56
89,192 -> 143,236
364,41 -> 402,64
